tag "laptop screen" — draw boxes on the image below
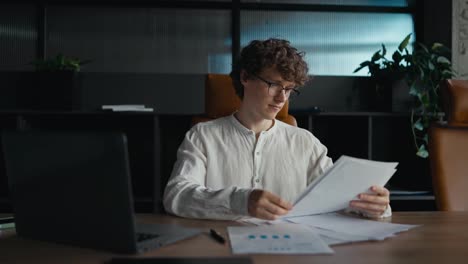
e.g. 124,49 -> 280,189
2,130 -> 140,252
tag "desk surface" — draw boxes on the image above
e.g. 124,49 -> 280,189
1,212 -> 467,264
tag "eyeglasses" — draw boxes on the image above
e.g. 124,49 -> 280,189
253,74 -> 300,98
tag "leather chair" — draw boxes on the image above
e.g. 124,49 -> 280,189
192,74 -> 297,126
429,79 -> 468,211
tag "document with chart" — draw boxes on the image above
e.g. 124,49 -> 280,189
227,223 -> 333,254
285,155 -> 398,218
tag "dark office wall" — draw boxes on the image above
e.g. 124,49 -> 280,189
410,0 -> 452,47
0,71 -> 384,113
0,1 -> 454,114
420,0 -> 452,48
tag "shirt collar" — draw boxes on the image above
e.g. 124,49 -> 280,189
229,113 -> 278,136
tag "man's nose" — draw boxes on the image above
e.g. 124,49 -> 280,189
275,89 -> 287,102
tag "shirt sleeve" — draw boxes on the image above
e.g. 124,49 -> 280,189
163,125 -> 252,220
306,134 -> 333,185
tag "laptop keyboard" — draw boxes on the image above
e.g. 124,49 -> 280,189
136,232 -> 160,242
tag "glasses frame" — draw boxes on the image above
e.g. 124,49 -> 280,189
253,74 -> 301,98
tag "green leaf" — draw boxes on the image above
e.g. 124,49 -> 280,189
428,61 -> 435,70
381,44 -> 387,57
398,33 -> 412,51
442,69 -> 454,78
437,56 -> 451,64
409,83 -> 419,96
30,54 -> 89,72
371,50 -> 382,62
353,61 -> 371,73
414,119 -> 424,131
416,144 -> 429,158
418,42 -> 429,53
392,51 -> 402,64
432,43 -> 443,49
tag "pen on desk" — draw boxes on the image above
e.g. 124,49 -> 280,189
209,228 -> 226,244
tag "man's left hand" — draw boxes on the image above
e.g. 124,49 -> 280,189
349,185 -> 390,218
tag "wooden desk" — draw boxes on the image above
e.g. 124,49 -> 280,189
1,212 -> 467,264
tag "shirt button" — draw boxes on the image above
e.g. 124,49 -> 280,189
255,179 -> 260,183
256,152 -> 260,155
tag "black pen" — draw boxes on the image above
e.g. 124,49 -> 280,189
209,228 -> 226,244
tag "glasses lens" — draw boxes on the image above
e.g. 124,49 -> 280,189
268,84 -> 283,97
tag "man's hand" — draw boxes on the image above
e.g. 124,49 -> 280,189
248,189 -> 293,220
350,185 -> 390,218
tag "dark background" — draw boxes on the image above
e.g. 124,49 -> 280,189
0,0 -> 452,212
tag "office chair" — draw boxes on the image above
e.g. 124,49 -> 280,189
192,74 -> 297,126
429,79 -> 468,211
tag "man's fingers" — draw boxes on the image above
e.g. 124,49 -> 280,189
257,209 -> 278,220
358,193 -> 389,205
268,193 -> 293,210
247,190 -> 292,220
370,185 -> 390,196
263,201 -> 290,216
350,200 -> 387,214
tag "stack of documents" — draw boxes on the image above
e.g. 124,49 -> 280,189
286,155 -> 397,218
286,213 -> 418,245
229,156 -> 419,254
101,104 -> 154,112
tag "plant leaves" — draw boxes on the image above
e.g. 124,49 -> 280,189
371,50 -> 382,62
417,42 -> 429,53
416,144 -> 429,158
398,33 -> 412,51
414,119 -> 424,131
409,82 -> 419,96
353,61 -> 371,73
428,61 -> 435,70
392,51 -> 402,64
423,134 -> 428,144
436,56 -> 451,64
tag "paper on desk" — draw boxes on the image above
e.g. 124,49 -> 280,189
227,223 -> 334,255
314,227 -> 374,246
284,156 -> 397,218
287,212 -> 419,241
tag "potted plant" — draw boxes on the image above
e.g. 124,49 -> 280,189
406,41 -> 456,158
20,54 -> 90,111
354,34 -> 456,158
353,34 -> 412,112
31,53 -> 89,72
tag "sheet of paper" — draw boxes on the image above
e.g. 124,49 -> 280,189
227,223 -> 334,255
287,213 -> 419,240
314,227 -> 375,246
285,155 -> 398,218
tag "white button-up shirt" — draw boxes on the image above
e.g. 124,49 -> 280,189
163,114 -> 334,220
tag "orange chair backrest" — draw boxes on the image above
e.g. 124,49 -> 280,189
429,79 -> 468,211
193,74 -> 296,126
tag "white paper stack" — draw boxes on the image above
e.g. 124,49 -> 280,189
286,213 -> 419,245
285,155 -> 398,218
232,155 -> 419,252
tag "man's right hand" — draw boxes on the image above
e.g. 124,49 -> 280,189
248,189 -> 293,220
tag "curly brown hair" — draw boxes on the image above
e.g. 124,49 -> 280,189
230,38 -> 309,99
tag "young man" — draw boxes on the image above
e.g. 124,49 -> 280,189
163,38 -> 390,220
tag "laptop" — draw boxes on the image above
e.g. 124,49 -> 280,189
1,130 -> 201,253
